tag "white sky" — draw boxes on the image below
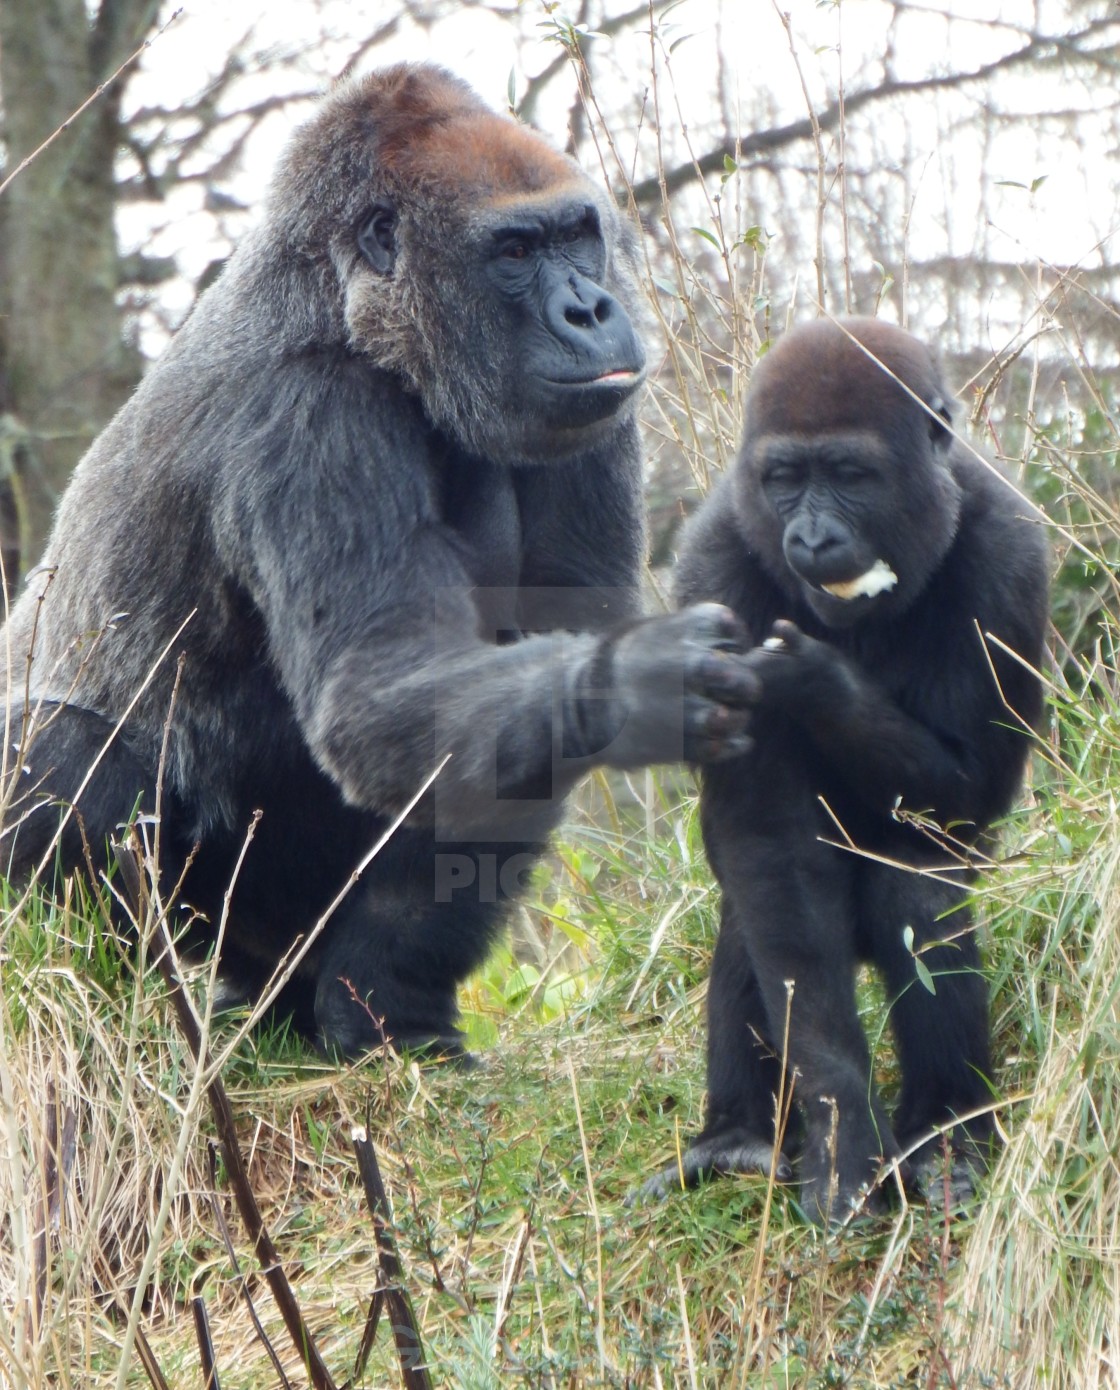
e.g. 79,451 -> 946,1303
119,0 -> 1118,336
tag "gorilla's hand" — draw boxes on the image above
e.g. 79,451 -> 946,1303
568,602 -> 760,767
744,618 -> 861,712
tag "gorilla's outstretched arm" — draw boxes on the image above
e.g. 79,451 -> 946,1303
207,355 -> 755,838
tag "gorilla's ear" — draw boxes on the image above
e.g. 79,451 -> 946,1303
928,393 -> 953,450
358,200 -> 397,275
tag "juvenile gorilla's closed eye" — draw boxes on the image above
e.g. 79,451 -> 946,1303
0,64 -> 760,1060
641,317 -> 1049,1222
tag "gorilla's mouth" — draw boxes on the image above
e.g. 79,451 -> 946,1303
819,559 -> 898,601
541,368 -> 643,389
532,368 -> 645,429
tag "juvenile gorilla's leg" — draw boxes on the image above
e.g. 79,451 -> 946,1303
738,845 -> 896,1220
312,846 -> 531,1057
0,704 -> 154,881
641,900 -> 791,1202
703,916 -> 794,1162
864,863 -> 994,1184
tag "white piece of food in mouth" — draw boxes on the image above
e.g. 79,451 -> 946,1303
762,636 -> 786,650
821,558 -> 898,601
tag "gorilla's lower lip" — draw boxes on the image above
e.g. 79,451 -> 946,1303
542,370 -> 644,387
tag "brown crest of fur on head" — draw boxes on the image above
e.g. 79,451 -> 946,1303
371,66 -> 579,201
271,62 -> 582,246
746,316 -> 947,442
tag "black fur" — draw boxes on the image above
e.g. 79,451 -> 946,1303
645,318 -> 1049,1220
0,64 -> 757,1057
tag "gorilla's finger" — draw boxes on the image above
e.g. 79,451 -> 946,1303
682,600 -> 751,652
690,650 -> 764,705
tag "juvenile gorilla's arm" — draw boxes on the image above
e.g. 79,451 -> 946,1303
746,619 -> 1001,826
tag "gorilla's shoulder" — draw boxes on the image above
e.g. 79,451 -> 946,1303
673,474 -> 740,604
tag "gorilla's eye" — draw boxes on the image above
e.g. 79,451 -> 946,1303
762,461 -> 804,488
833,462 -> 875,485
503,242 -> 530,260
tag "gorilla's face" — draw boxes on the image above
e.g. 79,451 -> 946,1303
346,187 -> 646,465
732,320 -> 963,627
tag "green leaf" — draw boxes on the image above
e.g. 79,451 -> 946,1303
915,957 -> 938,995
691,226 -> 721,249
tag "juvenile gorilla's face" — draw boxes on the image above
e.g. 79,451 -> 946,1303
732,319 -> 963,626
751,428 -> 903,629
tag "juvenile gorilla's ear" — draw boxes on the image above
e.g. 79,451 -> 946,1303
928,393 -> 953,450
358,200 -> 397,274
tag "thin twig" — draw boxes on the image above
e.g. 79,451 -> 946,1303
144,872 -> 338,1390
0,10 -> 184,199
130,1322 -> 174,1390
191,1297 -> 221,1390
205,1142 -> 293,1390
567,1056 -> 612,1379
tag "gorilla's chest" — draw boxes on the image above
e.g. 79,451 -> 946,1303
437,449 -> 523,638
437,452 -> 522,586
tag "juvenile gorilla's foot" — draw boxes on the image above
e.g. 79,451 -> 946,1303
631,1127 -> 791,1206
797,1118 -> 898,1226
905,1125 -> 993,1211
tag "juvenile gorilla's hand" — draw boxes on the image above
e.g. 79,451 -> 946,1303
744,619 -> 857,711
571,603 -> 760,767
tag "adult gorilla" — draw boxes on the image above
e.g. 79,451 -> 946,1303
644,317 -> 1049,1221
0,65 -> 756,1057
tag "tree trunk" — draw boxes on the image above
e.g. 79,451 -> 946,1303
0,0 -> 155,585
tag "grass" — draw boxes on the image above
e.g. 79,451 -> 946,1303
4,719 -> 1119,1389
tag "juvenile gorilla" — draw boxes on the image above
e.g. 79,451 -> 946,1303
0,65 -> 757,1057
647,317 -> 1049,1220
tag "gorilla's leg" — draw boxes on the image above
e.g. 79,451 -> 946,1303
864,863 -> 994,1192
311,846 -> 531,1058
733,845 -> 895,1220
0,704 -> 155,882
637,898 -> 791,1202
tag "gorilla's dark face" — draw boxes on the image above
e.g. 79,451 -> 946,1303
474,197 -> 646,433
297,85 -> 649,466
354,189 -> 646,461
754,428 -> 906,629
733,318 -> 962,628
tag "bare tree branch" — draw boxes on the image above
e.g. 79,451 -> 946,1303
629,17 -> 1120,205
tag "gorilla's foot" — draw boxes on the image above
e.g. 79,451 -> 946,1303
314,971 -> 466,1063
630,1127 -> 791,1206
904,1128 -> 991,1212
